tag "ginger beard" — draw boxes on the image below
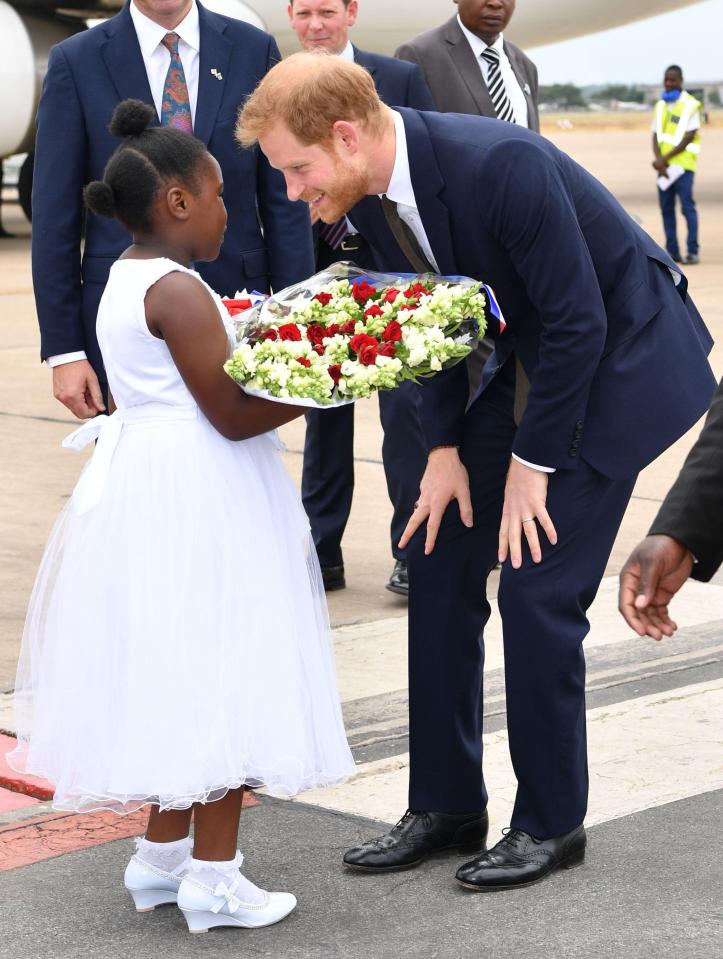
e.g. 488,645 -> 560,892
302,147 -> 370,224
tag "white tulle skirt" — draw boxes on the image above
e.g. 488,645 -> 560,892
9,409 -> 355,813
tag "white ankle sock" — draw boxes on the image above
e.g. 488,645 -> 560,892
136,836 -> 192,872
188,852 -> 267,905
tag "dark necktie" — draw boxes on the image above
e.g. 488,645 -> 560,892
481,47 -> 515,124
319,216 -> 350,250
380,196 -> 434,273
160,33 -> 193,133
381,198 -> 528,420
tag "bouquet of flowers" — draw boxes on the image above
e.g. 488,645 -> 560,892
222,264 -> 503,408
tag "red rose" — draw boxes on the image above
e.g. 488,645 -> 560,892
341,320 -> 357,335
358,343 -> 379,366
404,282 -> 430,298
349,333 -> 379,354
313,344 -> 325,356
260,328 -> 278,341
352,280 -> 376,303
279,323 -> 302,341
328,364 -> 342,384
364,304 -> 384,319
382,321 -> 403,343
313,292 -> 333,305
399,303 -> 416,311
326,323 -> 340,336
383,288 -> 400,304
378,342 -> 397,358
306,323 -> 327,345
296,357 -> 311,368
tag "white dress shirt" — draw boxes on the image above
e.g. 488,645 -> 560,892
383,111 -> 552,472
456,17 -> 529,129
48,1 -> 201,369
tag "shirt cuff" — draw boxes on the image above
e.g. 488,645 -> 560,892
512,453 -> 556,474
46,351 -> 88,368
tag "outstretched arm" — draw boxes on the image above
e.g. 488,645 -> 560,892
147,272 -> 307,440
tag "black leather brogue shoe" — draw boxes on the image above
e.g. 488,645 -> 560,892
385,560 -> 409,596
321,565 -> 346,592
456,825 -> 586,891
343,808 -> 488,873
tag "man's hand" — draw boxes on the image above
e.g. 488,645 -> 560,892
498,458 -> 557,569
618,535 -> 694,640
398,447 -> 472,556
52,360 -> 105,419
652,158 -> 669,174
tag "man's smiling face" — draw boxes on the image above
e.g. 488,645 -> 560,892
259,121 -> 370,222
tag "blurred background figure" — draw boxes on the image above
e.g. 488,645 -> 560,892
652,64 -> 702,265
289,0 -> 436,596
32,0 -> 313,421
395,0 -> 538,129
619,377 -> 723,640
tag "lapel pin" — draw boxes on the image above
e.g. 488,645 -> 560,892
210,68 -> 223,81
523,82 -> 531,95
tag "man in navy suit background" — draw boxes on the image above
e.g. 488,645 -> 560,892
289,0 -> 435,595
33,0 -> 314,419
237,55 -> 717,889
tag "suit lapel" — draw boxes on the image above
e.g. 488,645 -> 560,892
397,108 -> 456,276
194,4 -> 232,145
504,42 -> 536,130
100,6 -> 156,116
443,17 -> 495,117
353,46 -> 377,82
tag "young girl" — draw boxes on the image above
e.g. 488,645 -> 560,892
9,99 -> 354,935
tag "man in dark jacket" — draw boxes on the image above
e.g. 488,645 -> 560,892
619,378 -> 723,640
34,0 -> 314,419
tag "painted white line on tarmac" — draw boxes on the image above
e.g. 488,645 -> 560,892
295,679 -> 723,841
333,576 -> 723,704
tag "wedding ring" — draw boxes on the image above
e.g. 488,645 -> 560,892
522,517 -> 535,523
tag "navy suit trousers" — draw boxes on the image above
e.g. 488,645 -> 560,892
407,362 -> 636,837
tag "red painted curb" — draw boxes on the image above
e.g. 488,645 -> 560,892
0,733 -> 56,801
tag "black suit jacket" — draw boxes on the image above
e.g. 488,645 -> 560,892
649,378 -> 723,581
396,16 -> 539,132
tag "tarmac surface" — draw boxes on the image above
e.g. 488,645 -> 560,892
1,117 -> 723,957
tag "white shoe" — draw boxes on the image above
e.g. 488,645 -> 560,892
177,864 -> 296,934
124,853 -> 189,912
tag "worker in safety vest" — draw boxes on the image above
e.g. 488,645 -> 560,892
652,64 -> 702,265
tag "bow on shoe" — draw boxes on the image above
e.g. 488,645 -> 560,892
211,876 -> 243,915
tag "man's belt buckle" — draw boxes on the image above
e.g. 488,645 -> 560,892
340,235 -> 363,251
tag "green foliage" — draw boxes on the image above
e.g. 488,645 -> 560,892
590,85 -> 645,103
538,84 -> 587,108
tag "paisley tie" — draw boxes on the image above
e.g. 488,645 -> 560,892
160,32 -> 193,133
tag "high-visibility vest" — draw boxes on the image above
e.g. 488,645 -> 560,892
655,91 -> 702,172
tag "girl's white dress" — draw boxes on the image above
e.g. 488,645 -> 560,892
9,258 -> 355,813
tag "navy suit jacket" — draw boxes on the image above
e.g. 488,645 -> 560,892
349,109 -> 716,479
353,47 -> 436,111
32,1 -> 314,379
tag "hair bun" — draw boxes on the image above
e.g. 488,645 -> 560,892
83,180 -> 116,219
109,99 -> 156,138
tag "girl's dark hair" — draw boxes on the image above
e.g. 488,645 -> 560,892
83,100 -> 209,233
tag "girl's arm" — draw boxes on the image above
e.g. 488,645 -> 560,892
145,271 -> 307,441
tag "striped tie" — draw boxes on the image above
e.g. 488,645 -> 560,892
481,47 -> 515,123
319,216 -> 349,250
160,33 -> 193,133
